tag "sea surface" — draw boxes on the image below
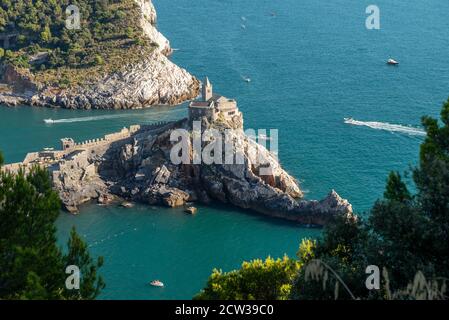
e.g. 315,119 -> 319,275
1,0 -> 449,299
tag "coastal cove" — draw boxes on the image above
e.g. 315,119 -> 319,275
2,0 -> 449,299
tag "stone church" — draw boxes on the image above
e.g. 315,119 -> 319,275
189,77 -> 241,123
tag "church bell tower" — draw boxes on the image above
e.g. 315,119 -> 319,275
202,77 -> 213,102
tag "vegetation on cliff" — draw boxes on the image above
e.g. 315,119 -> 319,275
0,0 -> 156,88
197,99 -> 449,300
0,153 -> 105,299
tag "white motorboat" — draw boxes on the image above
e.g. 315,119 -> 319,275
44,118 -> 54,124
150,280 -> 164,287
387,58 -> 399,65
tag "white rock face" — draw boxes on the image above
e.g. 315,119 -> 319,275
136,0 -> 157,24
135,0 -> 172,55
71,51 -> 199,109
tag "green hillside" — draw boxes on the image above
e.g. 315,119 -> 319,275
0,0 -> 156,88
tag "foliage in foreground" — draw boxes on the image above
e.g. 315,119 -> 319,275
0,156 -> 104,299
195,256 -> 302,300
197,98 -> 449,300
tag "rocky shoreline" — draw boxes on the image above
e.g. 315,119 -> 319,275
0,0 -> 199,109
3,115 -> 353,226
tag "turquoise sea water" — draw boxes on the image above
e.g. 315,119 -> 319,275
1,0 -> 449,299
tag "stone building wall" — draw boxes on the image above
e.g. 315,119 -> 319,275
189,106 -> 217,122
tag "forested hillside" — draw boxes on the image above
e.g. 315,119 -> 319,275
0,0 -> 156,87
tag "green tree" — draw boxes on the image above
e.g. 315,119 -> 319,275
413,98 -> 449,276
291,98 -> 449,300
195,256 -> 299,300
63,228 -> 105,299
0,152 -> 105,299
94,55 -> 104,66
384,171 -> 411,202
40,25 -> 52,44
125,26 -> 134,39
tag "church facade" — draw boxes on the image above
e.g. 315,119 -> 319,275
189,77 -> 241,123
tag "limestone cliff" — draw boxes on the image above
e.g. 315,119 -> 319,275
135,0 -> 172,55
0,0 -> 199,109
32,51 -> 199,109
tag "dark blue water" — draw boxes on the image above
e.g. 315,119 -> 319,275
2,0 -> 449,299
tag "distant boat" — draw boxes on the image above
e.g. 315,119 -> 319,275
241,76 -> 251,83
150,280 -> 164,287
387,58 -> 399,65
120,201 -> 134,209
43,147 -> 54,151
44,118 -> 54,124
241,24 -> 246,30
344,117 -> 355,124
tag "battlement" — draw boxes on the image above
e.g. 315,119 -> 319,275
61,125 -> 141,151
62,121 -> 170,151
1,122 -> 172,175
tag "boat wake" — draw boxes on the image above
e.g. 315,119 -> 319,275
44,114 -> 131,124
344,118 -> 426,136
241,75 -> 251,83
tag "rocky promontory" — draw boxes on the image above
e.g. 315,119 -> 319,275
0,0 -> 199,109
15,113 -> 354,226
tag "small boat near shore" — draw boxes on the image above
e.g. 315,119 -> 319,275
387,58 -> 399,65
44,118 -> 55,124
150,280 -> 164,287
120,201 -> 134,209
